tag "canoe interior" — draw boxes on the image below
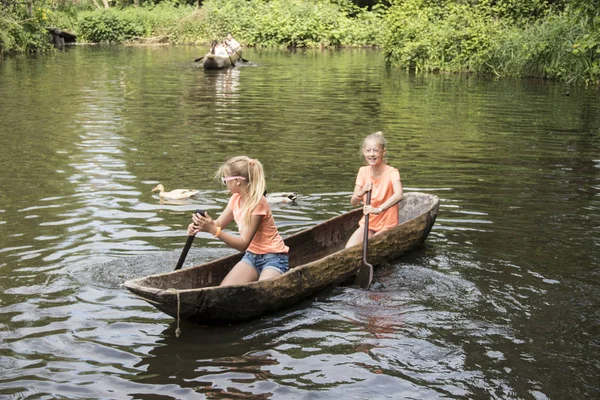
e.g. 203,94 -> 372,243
129,192 -> 438,293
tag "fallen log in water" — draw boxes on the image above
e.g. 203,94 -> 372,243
46,27 -> 77,49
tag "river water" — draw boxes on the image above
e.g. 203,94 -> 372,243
0,46 -> 598,399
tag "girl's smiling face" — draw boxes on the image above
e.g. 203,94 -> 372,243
362,139 -> 386,166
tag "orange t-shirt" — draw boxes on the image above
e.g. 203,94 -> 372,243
356,165 -> 401,232
228,194 -> 289,254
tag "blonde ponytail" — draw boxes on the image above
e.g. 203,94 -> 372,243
240,158 -> 265,229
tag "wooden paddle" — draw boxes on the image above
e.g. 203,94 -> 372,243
227,53 -> 236,67
223,43 -> 249,63
354,190 -> 373,289
174,209 -> 205,270
233,50 -> 249,63
194,56 -> 204,62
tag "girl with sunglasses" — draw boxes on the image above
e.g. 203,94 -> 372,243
188,156 -> 289,286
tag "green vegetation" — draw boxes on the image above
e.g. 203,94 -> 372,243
382,0 -> 600,85
198,0 -> 384,48
76,4 -> 192,43
0,1 -> 55,55
1,0 -> 598,84
69,0 -> 383,47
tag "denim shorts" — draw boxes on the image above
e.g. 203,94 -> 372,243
241,251 -> 289,275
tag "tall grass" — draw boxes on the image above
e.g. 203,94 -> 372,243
471,9 -> 600,84
520,12 -> 599,84
382,1 -> 600,85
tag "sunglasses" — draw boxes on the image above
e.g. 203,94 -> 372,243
221,176 -> 246,185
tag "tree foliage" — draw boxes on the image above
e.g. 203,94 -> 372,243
0,1 -> 54,56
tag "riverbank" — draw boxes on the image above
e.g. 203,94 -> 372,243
1,0 -> 598,85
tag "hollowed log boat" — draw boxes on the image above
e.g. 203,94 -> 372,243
124,192 -> 439,325
202,50 -> 241,69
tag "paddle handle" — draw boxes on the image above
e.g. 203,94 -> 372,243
234,49 -> 248,62
354,189 -> 374,289
175,235 -> 195,270
174,209 -> 206,270
362,190 -> 372,264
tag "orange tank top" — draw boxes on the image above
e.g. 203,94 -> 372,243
356,165 -> 401,232
228,194 -> 289,254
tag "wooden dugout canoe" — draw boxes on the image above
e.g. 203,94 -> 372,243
124,192 -> 439,325
202,50 -> 241,69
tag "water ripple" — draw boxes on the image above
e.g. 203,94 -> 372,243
0,47 -> 598,399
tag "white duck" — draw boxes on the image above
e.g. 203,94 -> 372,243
266,192 -> 298,204
151,184 -> 199,200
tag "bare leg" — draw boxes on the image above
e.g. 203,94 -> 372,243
220,260 -> 259,286
258,268 -> 282,281
345,226 -> 375,248
345,226 -> 364,249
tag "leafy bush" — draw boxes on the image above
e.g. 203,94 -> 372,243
382,1 -> 481,71
0,2 -> 53,56
200,0 -> 382,48
78,9 -> 146,43
339,4 -> 385,47
169,10 -> 208,44
76,4 -> 192,43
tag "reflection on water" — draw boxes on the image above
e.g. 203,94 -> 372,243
212,67 -> 241,100
0,46 -> 599,399
134,324 -> 277,399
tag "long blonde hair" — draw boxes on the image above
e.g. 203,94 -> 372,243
216,156 -> 266,230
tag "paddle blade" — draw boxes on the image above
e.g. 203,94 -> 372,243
194,56 -> 204,62
354,262 -> 373,289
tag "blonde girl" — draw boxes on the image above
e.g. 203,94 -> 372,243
345,132 -> 403,248
188,156 -> 289,286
